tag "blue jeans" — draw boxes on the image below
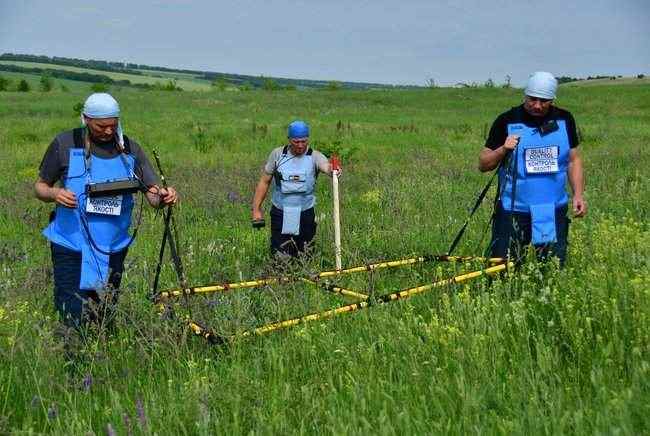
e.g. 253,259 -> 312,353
488,204 -> 570,266
50,243 -> 128,328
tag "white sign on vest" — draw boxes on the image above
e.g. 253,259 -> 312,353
86,195 -> 123,216
525,145 -> 559,174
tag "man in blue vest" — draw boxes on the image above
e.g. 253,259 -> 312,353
35,93 -> 178,328
479,72 -> 586,265
252,120 -> 340,257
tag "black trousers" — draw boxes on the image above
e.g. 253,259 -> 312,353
50,242 -> 128,328
270,206 -> 317,257
488,204 -> 570,266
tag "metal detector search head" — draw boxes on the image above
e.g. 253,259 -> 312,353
252,218 -> 266,229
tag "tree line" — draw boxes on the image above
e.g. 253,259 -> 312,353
1,53 -> 409,90
0,64 -> 183,92
0,53 -> 145,76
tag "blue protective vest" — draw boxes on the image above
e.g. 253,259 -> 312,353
499,120 -> 570,244
43,138 -> 137,290
271,146 -> 316,235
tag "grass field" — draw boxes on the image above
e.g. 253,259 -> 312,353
0,70 -> 93,92
1,82 -> 649,434
0,60 -> 213,90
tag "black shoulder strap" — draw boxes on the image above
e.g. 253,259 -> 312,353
72,128 -> 84,149
309,148 -> 318,179
122,134 -> 132,154
274,146 -> 288,187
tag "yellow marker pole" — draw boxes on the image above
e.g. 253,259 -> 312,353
155,255 -> 506,301
188,262 -> 512,344
299,277 -> 368,300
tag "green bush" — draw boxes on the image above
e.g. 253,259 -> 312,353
73,102 -> 84,115
153,79 -> 182,91
0,75 -> 10,91
326,80 -> 342,91
39,74 -> 53,92
211,77 -> 227,91
90,82 -> 109,92
17,79 -> 30,92
262,77 -> 279,91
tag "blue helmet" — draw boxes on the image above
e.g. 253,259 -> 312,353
288,120 -> 309,139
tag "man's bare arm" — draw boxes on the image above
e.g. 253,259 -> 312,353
568,148 -> 587,217
252,172 -> 273,220
478,135 -> 520,172
34,179 -> 77,208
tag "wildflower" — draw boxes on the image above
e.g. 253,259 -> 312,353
199,401 -> 211,425
47,404 -> 58,420
227,191 -> 241,203
82,374 -> 93,392
361,189 -> 381,205
106,423 -> 116,436
123,413 -> 133,436
136,398 -> 148,431
205,299 -> 220,309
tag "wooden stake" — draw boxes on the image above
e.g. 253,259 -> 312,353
331,155 -> 342,270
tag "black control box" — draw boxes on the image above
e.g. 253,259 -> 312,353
87,179 -> 141,197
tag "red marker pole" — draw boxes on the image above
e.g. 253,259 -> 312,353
330,155 -> 342,271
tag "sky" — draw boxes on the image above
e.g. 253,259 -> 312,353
0,0 -> 648,86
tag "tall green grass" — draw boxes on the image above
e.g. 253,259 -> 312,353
1,84 -> 649,434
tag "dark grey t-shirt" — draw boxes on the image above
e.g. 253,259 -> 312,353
38,129 -> 160,189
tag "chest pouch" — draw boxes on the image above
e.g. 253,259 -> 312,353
280,171 -> 307,194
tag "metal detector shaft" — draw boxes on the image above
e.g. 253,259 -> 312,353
447,167 -> 499,256
446,147 -> 520,257
151,150 -> 188,292
151,212 -> 169,296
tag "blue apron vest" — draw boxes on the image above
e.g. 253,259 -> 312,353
43,139 -> 137,290
499,120 -> 570,244
271,146 -> 316,235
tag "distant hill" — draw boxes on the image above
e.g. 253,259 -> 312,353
0,53 -> 418,90
560,75 -> 650,87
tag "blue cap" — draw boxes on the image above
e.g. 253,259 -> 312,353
81,92 -> 125,146
288,120 -> 309,139
525,72 -> 557,99
83,93 -> 120,118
